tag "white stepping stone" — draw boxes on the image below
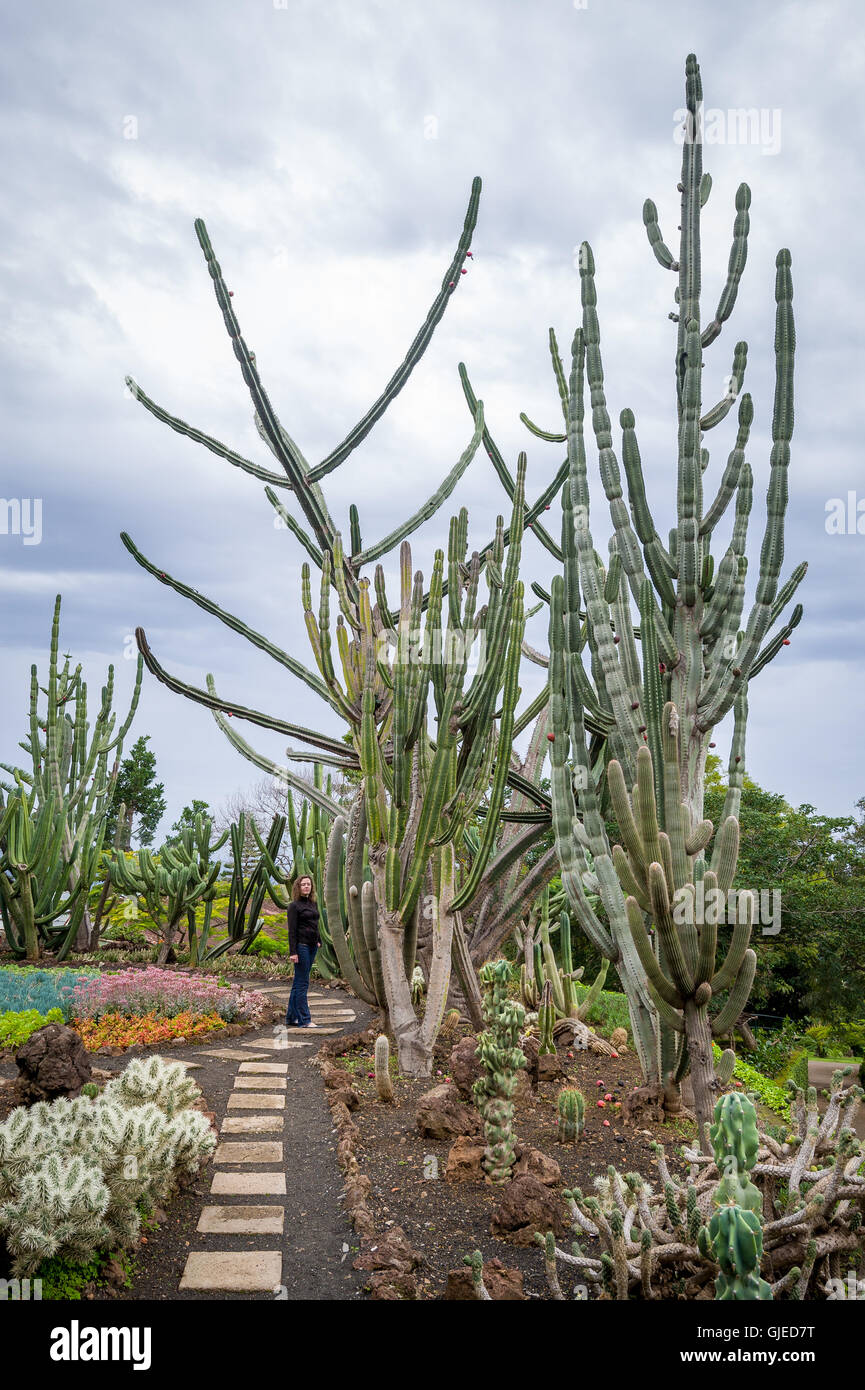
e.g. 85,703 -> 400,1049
211,1170 -> 286,1195
233,1075 -> 287,1090
197,1049 -> 268,1061
197,1205 -> 285,1236
221,1115 -> 285,1134
227,1092 -> 285,1110
180,1250 -> 282,1291
238,1062 -> 288,1074
213,1140 -> 283,1164
240,1038 -> 313,1050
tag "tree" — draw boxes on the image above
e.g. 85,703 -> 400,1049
705,767 -> 865,1023
164,799 -> 211,849
105,735 -> 166,850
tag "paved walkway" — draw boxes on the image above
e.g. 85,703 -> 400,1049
174,984 -> 371,1297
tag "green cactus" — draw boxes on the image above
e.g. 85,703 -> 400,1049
709,1092 -> 763,1215
709,1205 -> 772,1301
557,1087 -> 586,1143
473,54 -> 803,1103
108,810 -> 227,965
374,1034 -> 394,1103
0,595 -> 143,960
537,979 -> 556,1057
613,705 -> 756,1148
473,961 -> 526,1183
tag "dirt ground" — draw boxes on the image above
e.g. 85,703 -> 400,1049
339,1030 -> 698,1299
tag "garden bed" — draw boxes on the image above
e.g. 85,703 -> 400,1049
336,1030 -> 697,1299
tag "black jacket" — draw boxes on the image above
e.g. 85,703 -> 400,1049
288,897 -> 320,955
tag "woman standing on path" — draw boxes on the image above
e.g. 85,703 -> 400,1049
286,876 -> 321,1028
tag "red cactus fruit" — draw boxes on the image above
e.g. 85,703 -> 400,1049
659,662 -> 666,672
547,733 -> 555,742
460,268 -> 467,275
783,639 -> 790,646
613,635 -> 620,644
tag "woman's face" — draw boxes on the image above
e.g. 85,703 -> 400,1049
298,877 -> 313,897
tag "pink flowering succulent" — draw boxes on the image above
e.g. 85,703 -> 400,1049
69,967 -> 268,1025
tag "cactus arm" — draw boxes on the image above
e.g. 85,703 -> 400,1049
310,178 -> 482,481
642,198 -> 678,270
323,815 -> 376,1005
264,486 -> 325,569
701,184 -> 752,349
711,950 -> 757,1037
124,376 -> 291,488
121,534 -> 332,704
354,402 -> 484,566
699,341 -> 747,431
700,392 -> 752,536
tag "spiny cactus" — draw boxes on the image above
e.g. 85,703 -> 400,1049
557,1087 -> 586,1143
612,704 -> 756,1147
536,1073 -> 864,1300
0,1057 -> 215,1277
487,54 -> 803,1098
108,810 -> 227,964
440,1008 -> 462,1040
374,1034 -> 395,1103
0,595 -> 143,960
473,960 -> 526,1183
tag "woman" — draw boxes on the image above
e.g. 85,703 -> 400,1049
286,875 -> 321,1028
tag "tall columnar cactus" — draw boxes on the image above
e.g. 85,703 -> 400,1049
108,810 -> 227,965
121,186 -> 561,1074
610,703 -> 752,1146
0,596 -> 143,959
537,979 -> 556,1057
462,55 -> 801,1102
374,1034 -> 395,1103
473,961 -> 526,1183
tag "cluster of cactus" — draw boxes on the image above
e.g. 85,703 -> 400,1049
272,765 -> 341,977
108,809 -> 227,965
537,980 -> 556,1057
0,596 -> 142,960
374,1034 -> 395,1103
519,903 -> 609,1024
472,960 -> 526,1183
557,1087 -> 586,1143
610,703 -> 747,1148
121,174 -> 563,1076
489,53 -> 802,1101
0,1056 -> 214,1276
536,1075 -> 864,1300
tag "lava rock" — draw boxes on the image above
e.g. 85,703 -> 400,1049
444,1134 -> 486,1183
448,1037 -> 481,1099
490,1174 -> 568,1246
445,1258 -> 526,1300
415,1083 -> 480,1140
15,1024 -> 92,1103
513,1143 -> 562,1187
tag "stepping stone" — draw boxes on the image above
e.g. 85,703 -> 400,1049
197,1205 -> 285,1236
241,1038 -> 313,1050
309,1012 -> 355,1021
233,1075 -> 287,1090
197,1049 -> 268,1061
211,1170 -> 287,1195
238,1062 -> 289,1074
213,1140 -> 283,1164
180,1250 -> 282,1292
221,1115 -> 285,1134
227,1092 -> 286,1110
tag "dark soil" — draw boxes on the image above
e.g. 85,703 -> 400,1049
342,1030 -> 698,1299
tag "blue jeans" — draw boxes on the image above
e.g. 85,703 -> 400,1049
287,943 -> 317,1026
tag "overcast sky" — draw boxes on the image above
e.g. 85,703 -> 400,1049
1,0 -> 863,840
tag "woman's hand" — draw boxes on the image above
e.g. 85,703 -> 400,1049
290,954 -> 299,964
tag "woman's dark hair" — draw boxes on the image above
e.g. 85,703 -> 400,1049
291,875 -> 317,904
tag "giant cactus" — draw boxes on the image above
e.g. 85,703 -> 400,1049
120,180 -> 562,1074
466,54 -> 802,1102
0,595 -> 142,959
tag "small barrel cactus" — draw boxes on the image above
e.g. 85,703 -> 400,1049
374,1034 -> 394,1103
439,1008 -> 461,1040
557,1087 -> 585,1143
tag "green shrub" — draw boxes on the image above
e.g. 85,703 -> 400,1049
0,1007 -> 64,1049
776,1047 -> 810,1093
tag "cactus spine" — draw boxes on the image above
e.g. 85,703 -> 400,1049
473,961 -> 526,1183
